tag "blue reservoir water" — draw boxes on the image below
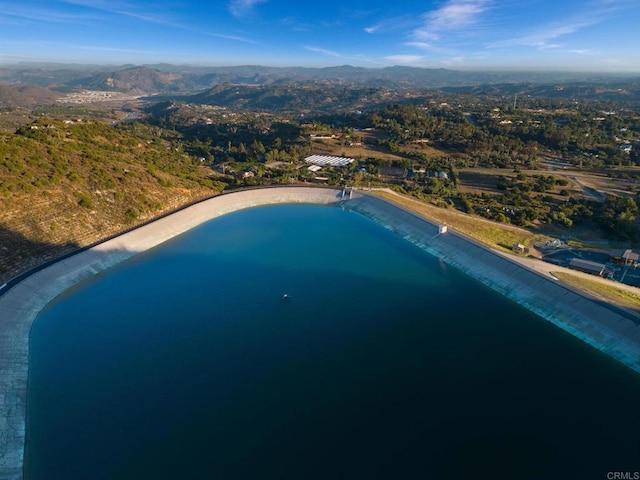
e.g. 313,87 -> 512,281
27,205 -> 640,479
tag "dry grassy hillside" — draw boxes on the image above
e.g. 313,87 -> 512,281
0,119 -> 225,282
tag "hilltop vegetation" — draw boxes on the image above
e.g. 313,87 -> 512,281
0,119 -> 225,281
185,83 -> 395,115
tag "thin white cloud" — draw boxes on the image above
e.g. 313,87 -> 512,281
63,0 -> 259,45
405,42 -> 433,50
364,15 -> 418,35
595,0 -> 637,8
228,0 -> 268,18
62,0 -> 123,6
568,48 -> 598,55
0,38 -> 157,56
489,0 -> 635,50
60,0 -> 115,8
305,46 -> 343,58
279,17 -> 313,32
1,3 -> 99,25
414,0 -> 492,41
61,0 -> 171,23
304,47 -> 389,66
404,41 -> 458,57
62,0 -> 180,26
490,17 -> 599,49
179,26 -> 259,45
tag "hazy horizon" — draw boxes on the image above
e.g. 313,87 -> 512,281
1,61 -> 639,78
1,0 -> 639,73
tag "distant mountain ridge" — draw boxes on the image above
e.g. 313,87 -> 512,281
441,81 -> 640,103
0,84 -> 62,108
65,66 -> 190,95
182,83 -> 395,113
1,63 -> 637,96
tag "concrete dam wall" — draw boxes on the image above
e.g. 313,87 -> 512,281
345,193 -> 640,375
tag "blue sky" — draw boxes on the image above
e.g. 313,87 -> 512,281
1,0 -> 638,72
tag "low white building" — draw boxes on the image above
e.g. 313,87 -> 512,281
305,155 -> 355,167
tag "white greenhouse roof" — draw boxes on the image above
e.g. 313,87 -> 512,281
305,155 -> 355,167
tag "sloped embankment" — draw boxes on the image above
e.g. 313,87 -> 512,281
346,193 -> 640,374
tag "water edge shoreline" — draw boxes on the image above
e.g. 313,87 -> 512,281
2,186 -> 640,478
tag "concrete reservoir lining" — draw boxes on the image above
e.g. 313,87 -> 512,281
1,186 -> 640,479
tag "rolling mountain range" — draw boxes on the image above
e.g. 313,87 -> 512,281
0,64 -> 639,112
441,81 -> 640,102
179,83 -> 415,114
1,63 -> 636,93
